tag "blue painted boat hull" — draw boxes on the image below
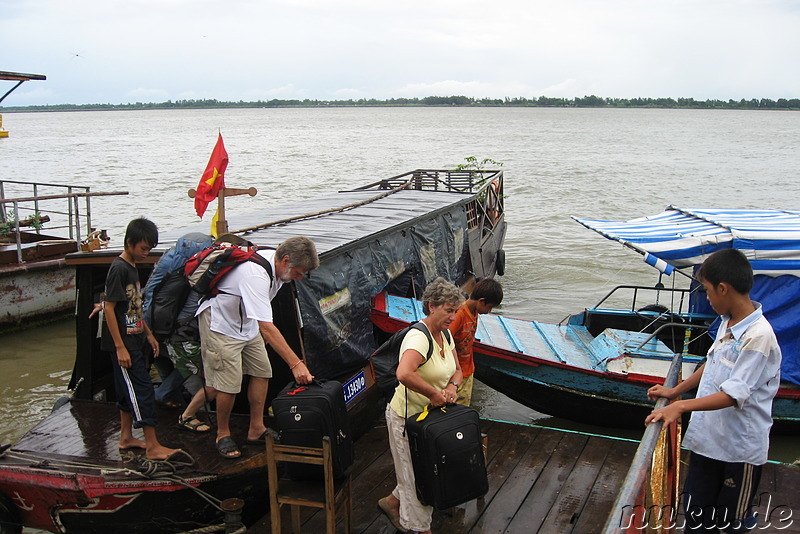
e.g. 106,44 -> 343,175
372,292 -> 800,433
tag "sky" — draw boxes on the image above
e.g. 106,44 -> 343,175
3,0 -> 800,106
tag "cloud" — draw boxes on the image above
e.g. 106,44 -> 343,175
3,0 -> 799,104
332,88 -> 364,99
393,80 -> 533,99
125,88 -> 170,102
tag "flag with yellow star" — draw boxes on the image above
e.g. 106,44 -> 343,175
194,133 -> 228,218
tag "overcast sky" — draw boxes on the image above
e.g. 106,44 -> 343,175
3,0 -> 799,106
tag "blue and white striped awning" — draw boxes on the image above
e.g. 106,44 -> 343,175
573,206 -> 800,277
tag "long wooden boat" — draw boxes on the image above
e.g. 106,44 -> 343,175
0,169 -> 506,533
372,207 -> 800,433
0,180 -> 127,331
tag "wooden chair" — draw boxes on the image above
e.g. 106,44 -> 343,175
266,433 -> 352,534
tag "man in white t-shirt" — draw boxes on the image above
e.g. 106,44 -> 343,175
179,235 -> 319,459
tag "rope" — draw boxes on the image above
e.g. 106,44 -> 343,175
181,524 -> 246,534
3,449 -> 196,478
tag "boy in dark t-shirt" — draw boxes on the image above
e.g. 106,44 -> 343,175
102,217 -> 178,460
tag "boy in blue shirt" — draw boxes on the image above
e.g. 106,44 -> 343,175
102,217 -> 179,460
646,248 -> 781,533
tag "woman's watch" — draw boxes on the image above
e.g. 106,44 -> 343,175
449,380 -> 460,388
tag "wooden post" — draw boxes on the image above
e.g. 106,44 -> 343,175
187,187 -> 257,235
216,190 -> 228,235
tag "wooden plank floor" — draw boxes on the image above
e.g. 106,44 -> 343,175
9,400 -> 796,533
248,418 -> 800,534
248,418 -> 640,533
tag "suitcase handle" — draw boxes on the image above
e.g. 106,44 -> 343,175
412,403 -> 452,422
285,378 -> 328,394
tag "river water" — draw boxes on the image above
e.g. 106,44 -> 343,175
2,107 -> 799,465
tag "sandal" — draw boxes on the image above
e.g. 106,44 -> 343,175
177,415 -> 212,433
216,436 -> 241,459
246,428 -> 278,445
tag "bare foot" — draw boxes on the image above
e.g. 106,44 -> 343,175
147,444 -> 180,460
385,493 -> 400,513
118,437 -> 146,450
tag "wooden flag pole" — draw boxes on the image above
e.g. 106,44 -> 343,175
187,186 -> 257,235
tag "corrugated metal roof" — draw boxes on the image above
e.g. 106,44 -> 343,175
160,188 -> 473,257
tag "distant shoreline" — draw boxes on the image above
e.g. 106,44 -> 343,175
2,95 -> 799,112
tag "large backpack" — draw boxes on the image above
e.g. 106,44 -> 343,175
145,238 -> 273,342
370,321 -> 452,399
184,241 -> 273,297
143,233 -> 213,342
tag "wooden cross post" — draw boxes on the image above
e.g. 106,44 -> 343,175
187,187 -> 258,236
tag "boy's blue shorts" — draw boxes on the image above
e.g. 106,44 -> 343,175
110,348 -> 157,428
682,451 -> 762,533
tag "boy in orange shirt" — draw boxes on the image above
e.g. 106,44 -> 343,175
448,278 -> 503,405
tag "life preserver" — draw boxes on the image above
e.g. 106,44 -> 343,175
0,493 -> 21,534
486,180 -> 501,224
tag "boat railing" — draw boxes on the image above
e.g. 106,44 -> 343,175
350,168 -> 505,236
628,321 -> 709,360
590,284 -> 699,317
353,168 -> 502,194
602,349 -> 683,534
0,179 -> 128,263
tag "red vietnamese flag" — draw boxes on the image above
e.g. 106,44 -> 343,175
194,133 -> 228,218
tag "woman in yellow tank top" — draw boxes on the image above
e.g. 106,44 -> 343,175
378,277 -> 464,534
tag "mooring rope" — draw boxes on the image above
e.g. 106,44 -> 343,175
180,524 -> 246,534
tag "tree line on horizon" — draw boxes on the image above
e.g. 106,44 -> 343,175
2,95 -> 799,112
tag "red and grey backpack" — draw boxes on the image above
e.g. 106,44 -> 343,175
184,241 -> 273,298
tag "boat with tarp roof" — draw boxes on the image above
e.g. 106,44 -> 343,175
0,168 -> 506,533
373,206 -> 799,432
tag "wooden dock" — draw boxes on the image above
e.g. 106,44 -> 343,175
4,399 -> 796,533
249,418 -> 800,534
252,418 -> 639,533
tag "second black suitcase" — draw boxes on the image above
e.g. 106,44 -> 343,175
272,379 -> 354,479
405,403 -> 488,510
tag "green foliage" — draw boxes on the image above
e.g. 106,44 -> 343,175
453,157 -> 505,199
0,210 -> 45,236
2,96 -> 799,112
453,156 -> 504,172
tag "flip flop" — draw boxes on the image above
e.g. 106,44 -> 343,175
118,444 -> 146,451
245,429 -> 275,445
216,436 -> 241,459
163,448 -> 195,467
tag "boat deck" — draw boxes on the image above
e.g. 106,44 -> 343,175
250,418 -> 800,533
8,399 -> 266,477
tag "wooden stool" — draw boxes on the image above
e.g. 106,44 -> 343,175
266,433 -> 352,534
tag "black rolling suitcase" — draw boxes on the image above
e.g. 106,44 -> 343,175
272,380 -> 354,479
405,403 -> 488,510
